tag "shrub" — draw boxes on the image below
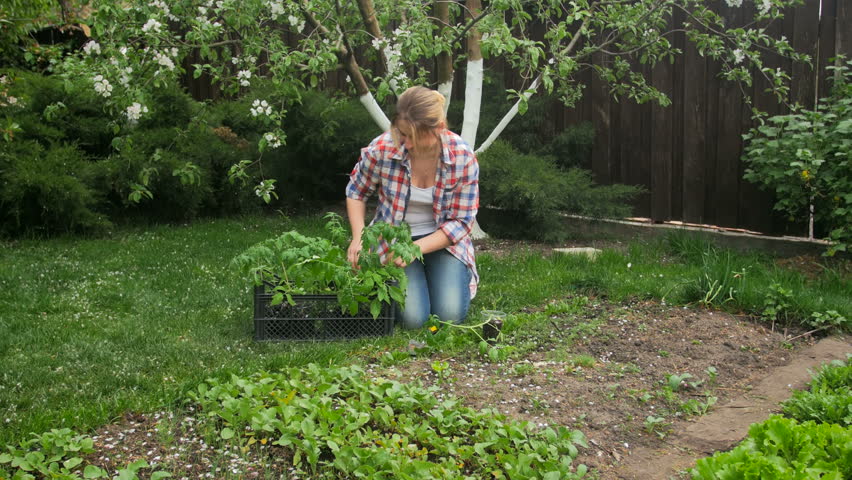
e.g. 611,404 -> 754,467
268,90 -> 382,208
4,69 -> 114,157
742,58 -> 852,256
0,140 -> 109,235
477,140 -> 642,242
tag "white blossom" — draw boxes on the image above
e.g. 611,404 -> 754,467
149,1 -> 177,21
237,70 -> 251,87
725,0 -> 743,7
250,99 -> 272,117
0,75 -> 7,84
757,0 -> 772,15
231,56 -> 239,65
142,19 -> 162,33
125,102 -> 149,123
93,75 -> 113,97
733,49 -> 745,64
83,40 -> 101,55
268,1 -> 285,16
264,132 -> 282,148
154,51 -> 175,71
287,14 -> 305,32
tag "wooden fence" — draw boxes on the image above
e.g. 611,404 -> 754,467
551,0 -> 850,234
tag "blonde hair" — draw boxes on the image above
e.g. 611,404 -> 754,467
391,86 -> 446,149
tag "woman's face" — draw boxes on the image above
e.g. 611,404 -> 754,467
397,123 -> 440,153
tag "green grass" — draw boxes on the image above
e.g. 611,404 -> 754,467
0,215 -> 849,447
0,214 -> 406,445
476,232 -> 851,329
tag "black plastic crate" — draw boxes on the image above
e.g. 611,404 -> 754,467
253,286 -> 395,341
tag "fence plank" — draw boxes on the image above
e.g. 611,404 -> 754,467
670,6 -> 686,221
791,0 -> 821,108
715,3 -> 747,228
817,0 -> 837,100
837,0 -> 852,58
681,37 -> 707,223
650,53 -> 674,221
590,51 -> 612,185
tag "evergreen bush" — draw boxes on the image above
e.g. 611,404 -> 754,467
0,140 -> 109,235
269,90 -> 382,208
478,140 -> 642,242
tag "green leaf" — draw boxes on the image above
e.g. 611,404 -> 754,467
220,427 -> 235,440
63,457 -> 84,469
84,464 -> 107,478
151,472 -> 173,480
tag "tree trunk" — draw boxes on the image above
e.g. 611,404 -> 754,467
433,0 -> 453,113
461,0 -> 483,148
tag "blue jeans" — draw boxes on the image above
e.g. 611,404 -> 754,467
397,248 -> 471,329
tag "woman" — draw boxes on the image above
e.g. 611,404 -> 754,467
345,86 -> 479,329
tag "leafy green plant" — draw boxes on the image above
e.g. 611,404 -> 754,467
232,213 -> 420,318
691,416 -> 851,479
643,416 -> 668,439
0,428 -> 170,480
665,373 -> 694,392
187,364 -> 589,479
430,360 -> 451,385
806,310 -> 849,334
762,282 -> 794,328
743,58 -> 852,256
680,396 -> 717,417
782,358 -> 852,426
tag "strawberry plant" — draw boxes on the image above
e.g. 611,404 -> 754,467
187,365 -> 589,479
232,213 -> 421,318
0,428 -> 170,480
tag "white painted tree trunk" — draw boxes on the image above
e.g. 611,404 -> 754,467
475,76 -> 541,154
461,58 -> 483,147
359,92 -> 390,131
437,80 -> 453,115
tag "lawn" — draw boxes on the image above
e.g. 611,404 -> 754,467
1,213 -> 849,478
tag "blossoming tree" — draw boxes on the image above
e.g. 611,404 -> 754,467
61,0 -> 808,203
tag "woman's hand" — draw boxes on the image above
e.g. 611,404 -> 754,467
347,238 -> 363,269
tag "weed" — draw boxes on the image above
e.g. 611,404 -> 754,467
665,373 -> 694,392
512,362 -> 535,376
643,416 -> 669,438
680,396 -> 718,417
567,354 -> 597,369
762,283 -> 794,329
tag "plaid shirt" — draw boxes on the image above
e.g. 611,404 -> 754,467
346,130 -> 480,297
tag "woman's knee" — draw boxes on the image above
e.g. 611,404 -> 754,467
431,294 -> 469,324
396,302 -> 430,329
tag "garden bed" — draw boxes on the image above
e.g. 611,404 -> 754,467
368,297 -> 850,479
72,295 -> 849,479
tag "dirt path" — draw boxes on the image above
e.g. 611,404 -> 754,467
614,336 -> 852,479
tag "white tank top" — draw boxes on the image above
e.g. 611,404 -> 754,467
405,186 -> 437,236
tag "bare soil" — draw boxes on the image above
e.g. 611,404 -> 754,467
371,297 -> 851,479
82,298 -> 849,479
